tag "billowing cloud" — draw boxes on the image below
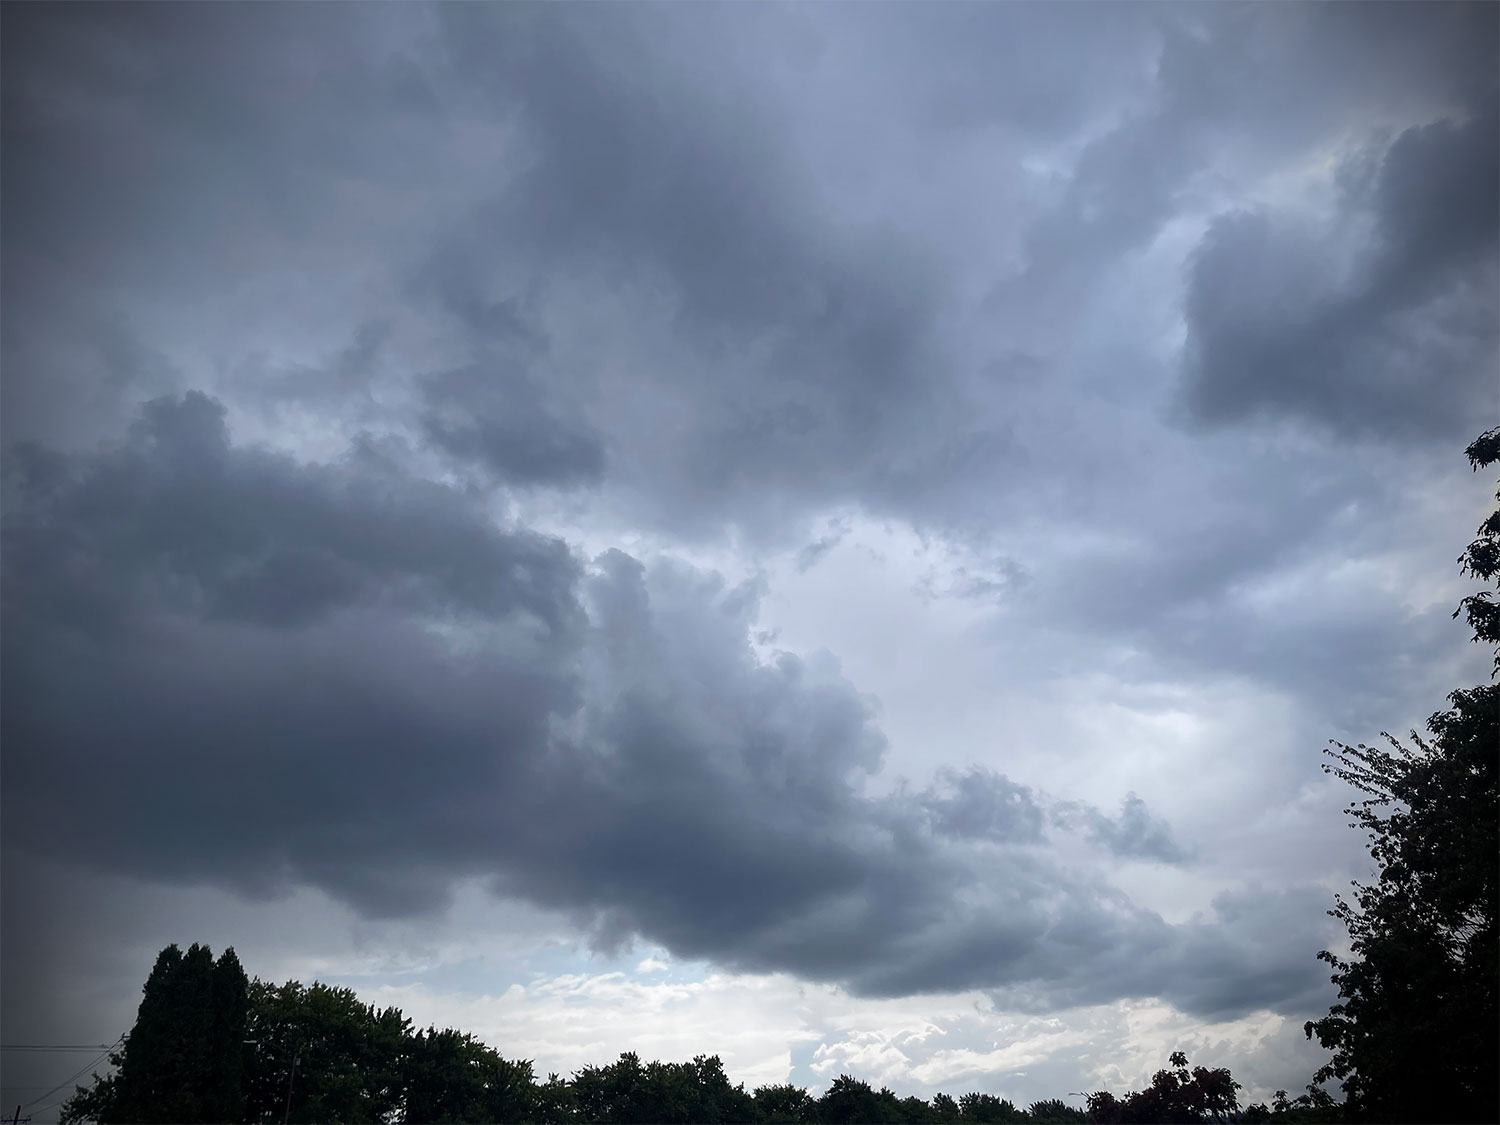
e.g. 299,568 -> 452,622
1178,8 -> 1498,441
1054,795 -> 1194,866
4,396 -> 1326,1018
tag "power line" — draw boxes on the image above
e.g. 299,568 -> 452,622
0,1047 -> 118,1053
20,1038 -> 122,1115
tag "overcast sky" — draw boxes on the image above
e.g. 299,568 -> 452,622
3,2 -> 1496,1117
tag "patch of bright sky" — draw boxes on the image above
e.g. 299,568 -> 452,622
359,962 -> 1331,1108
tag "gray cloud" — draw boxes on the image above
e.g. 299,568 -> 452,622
420,363 -> 607,489
1055,795 -> 1194,866
1179,55 -> 1497,441
921,770 -> 1047,846
795,517 -> 853,573
3,397 -> 1326,1018
406,3 -> 1011,542
3,4 -> 1488,1089
3,392 -> 582,635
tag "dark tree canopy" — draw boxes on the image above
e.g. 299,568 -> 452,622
1084,1052 -> 1238,1124
1301,429 -> 1500,1124
569,1051 -> 755,1125
402,1027 -> 537,1124
243,978 -> 412,1124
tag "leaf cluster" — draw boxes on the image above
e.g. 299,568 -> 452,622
1083,1052 -> 1239,1124
1455,426 -> 1500,671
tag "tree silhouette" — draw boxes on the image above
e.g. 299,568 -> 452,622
1302,428 -> 1500,1123
61,943 -> 248,1124
958,1091 -> 1029,1122
818,1074 -> 905,1123
401,1027 -> 536,1123
1085,1051 -> 1236,1123
1456,427 -> 1500,671
243,978 -> 410,1124
751,1082 -> 819,1123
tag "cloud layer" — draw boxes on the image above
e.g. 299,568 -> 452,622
4,393 -> 1325,1019
2,2 -> 1494,1111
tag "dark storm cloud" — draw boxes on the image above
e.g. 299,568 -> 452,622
5,0 -> 1485,1053
406,3 -> 1007,538
0,0 -> 451,449
998,2 -> 1497,360
1178,7 -> 1498,442
420,364 -> 607,488
3,397 -> 1322,1017
0,1 -> 443,279
249,320 -> 393,407
3,392 -> 582,633
2,393 -> 586,915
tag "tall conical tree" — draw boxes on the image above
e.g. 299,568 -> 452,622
112,943 -> 188,1122
66,943 -> 247,1123
206,948 -> 250,1122
174,942 -> 216,1117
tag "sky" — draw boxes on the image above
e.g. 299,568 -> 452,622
2,1 -> 1496,1118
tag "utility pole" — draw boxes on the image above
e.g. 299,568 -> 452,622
282,1044 -> 302,1125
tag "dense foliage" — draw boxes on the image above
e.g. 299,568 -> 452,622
1083,1052 -> 1238,1124
1301,427 -> 1500,1124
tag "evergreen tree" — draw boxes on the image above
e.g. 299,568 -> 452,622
207,948 -> 251,1122
61,942 -> 247,1124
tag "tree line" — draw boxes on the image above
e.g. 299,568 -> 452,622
47,942 -> 1327,1125
58,431 -> 1498,1125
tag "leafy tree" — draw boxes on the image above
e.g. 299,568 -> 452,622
571,1051 -> 647,1124
1456,427 -> 1500,670
401,1027 -> 535,1123
752,1082 -> 820,1123
534,1070 -> 580,1124
1304,430 -> 1500,1124
897,1093 -> 937,1123
570,1051 -> 755,1124
930,1092 -> 961,1122
957,1091 -> 1026,1122
1086,1052 -> 1238,1124
1238,1085 -> 1339,1123
1026,1098 -> 1086,1123
1085,1089 -> 1121,1124
244,978 -> 410,1124
818,1075 -> 904,1124
59,1066 -> 123,1125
